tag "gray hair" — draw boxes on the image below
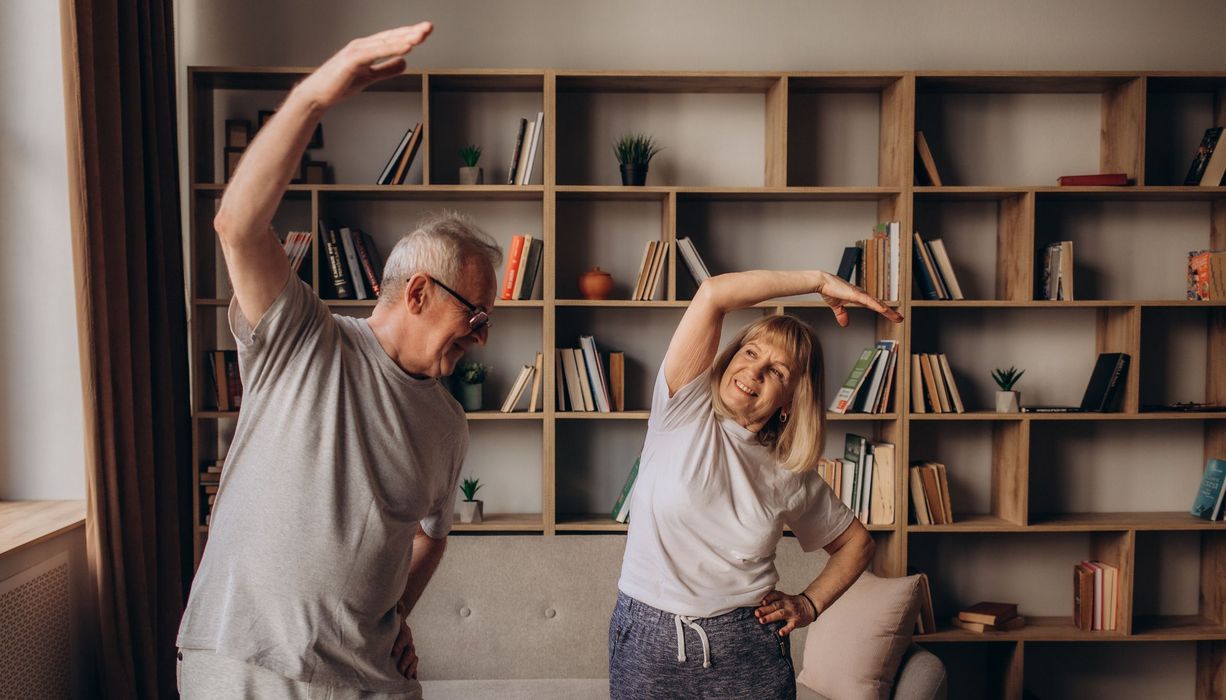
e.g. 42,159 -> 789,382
378,211 -> 503,307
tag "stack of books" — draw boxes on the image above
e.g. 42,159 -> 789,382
912,232 -> 964,301
507,112 -> 545,185
631,240 -> 670,301
828,340 -> 899,414
201,460 -> 224,526
376,122 -> 423,185
556,337 -> 624,413
909,353 -> 965,414
1073,561 -> 1119,631
1188,250 -> 1226,300
836,223 -> 900,302
1191,458 -> 1226,521
500,234 -> 544,301
499,352 -> 544,413
610,457 -> 640,523
815,436 -> 895,525
676,237 -> 711,287
952,601 -> 1025,633
909,462 -> 953,525
1040,240 -> 1075,301
319,221 -> 385,300
207,350 -> 242,412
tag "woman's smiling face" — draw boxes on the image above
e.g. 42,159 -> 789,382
718,336 -> 798,428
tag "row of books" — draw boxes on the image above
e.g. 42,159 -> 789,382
909,462 -> 954,525
206,350 -> 242,412
281,231 -> 313,274
952,601 -> 1025,633
912,232 -> 964,301
499,352 -> 545,413
1073,560 -> 1120,631
1191,458 -> 1226,521
828,340 -> 899,414
506,113 -> 545,185
910,353 -> 965,414
500,234 -> 544,300
814,435 -> 896,525
630,239 -> 670,301
320,221 -> 385,300
556,338 -> 625,413
1040,240 -> 1075,301
376,122 -> 423,185
835,223 -> 900,301
1188,249 -> 1226,300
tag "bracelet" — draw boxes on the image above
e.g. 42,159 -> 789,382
800,592 -> 819,620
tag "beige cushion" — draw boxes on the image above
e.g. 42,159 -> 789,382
796,571 -> 921,700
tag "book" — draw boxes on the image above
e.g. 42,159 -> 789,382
926,354 -> 952,413
914,571 -> 936,635
918,464 -> 944,524
1188,250 -> 1226,300
520,111 -> 545,185
507,118 -> 528,184
608,351 -> 625,412
937,355 -> 965,414
869,442 -> 895,525
1100,562 -> 1119,631
579,335 -> 611,412
560,348 -> 586,412
631,241 -> 657,300
572,348 -> 596,411
527,352 -> 544,413
611,457 -> 640,523
513,121 -> 535,185
909,465 -> 931,525
926,239 -> 964,300
677,237 -> 712,286
1084,560 -> 1103,630
1079,352 -> 1130,412
910,354 -> 926,414
1201,137 -> 1226,186
352,230 -> 384,298
322,224 -> 354,299
554,350 -> 568,411
1191,458 -> 1226,520
915,130 -> 943,186
933,462 -> 953,523
1020,405 -> 1083,413
917,354 -> 942,413
643,240 -> 670,301
377,123 -> 416,185
501,235 -> 526,300
1184,127 -> 1225,185
516,238 -> 544,300
391,123 -> 423,185
829,348 -> 880,413
500,363 -> 536,413
950,615 -> 1026,633
339,227 -> 367,300
912,232 -> 943,300
844,434 -> 868,515
836,246 -> 862,285
511,235 -> 536,301
1056,173 -> 1129,186
858,450 -> 874,522
854,340 -> 896,413
958,601 -> 1018,626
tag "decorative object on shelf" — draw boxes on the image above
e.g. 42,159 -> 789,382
613,132 -> 662,186
453,361 -> 490,411
458,477 -> 484,524
459,144 -> 483,185
992,366 -> 1024,413
578,267 -> 614,300
303,160 -> 331,184
225,119 -> 252,148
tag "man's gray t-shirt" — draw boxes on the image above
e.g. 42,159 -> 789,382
176,278 -> 467,692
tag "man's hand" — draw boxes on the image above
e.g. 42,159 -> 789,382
295,23 -> 434,112
754,589 -> 818,637
391,609 -> 419,679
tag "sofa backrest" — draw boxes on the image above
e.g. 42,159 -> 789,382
409,535 -> 829,680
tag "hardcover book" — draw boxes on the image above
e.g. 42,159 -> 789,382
1191,458 -> 1226,520
1079,352 -> 1130,412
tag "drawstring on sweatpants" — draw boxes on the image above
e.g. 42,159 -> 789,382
673,614 -> 711,668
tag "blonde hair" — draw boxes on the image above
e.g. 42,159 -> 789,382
709,315 -> 825,473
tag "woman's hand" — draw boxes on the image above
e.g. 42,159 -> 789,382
814,271 -> 904,327
754,589 -> 818,637
391,609 -> 419,679
295,23 -> 434,111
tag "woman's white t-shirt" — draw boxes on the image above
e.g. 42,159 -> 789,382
617,367 -> 855,618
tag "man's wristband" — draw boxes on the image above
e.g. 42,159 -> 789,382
800,592 -> 819,620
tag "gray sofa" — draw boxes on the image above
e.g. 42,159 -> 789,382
411,535 -> 946,699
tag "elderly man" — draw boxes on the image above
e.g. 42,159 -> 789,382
176,23 -> 500,699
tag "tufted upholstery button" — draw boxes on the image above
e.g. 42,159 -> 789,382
544,608 -> 556,619
460,607 -> 471,618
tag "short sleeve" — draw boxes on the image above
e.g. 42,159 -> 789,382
784,472 -> 857,552
647,365 -> 714,432
419,424 -> 469,539
228,277 -> 334,390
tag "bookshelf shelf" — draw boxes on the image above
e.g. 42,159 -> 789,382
188,67 -> 1226,694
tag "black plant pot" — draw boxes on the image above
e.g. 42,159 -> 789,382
620,163 -> 648,186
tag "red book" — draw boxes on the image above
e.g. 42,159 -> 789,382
501,235 -> 525,300
1056,173 -> 1129,186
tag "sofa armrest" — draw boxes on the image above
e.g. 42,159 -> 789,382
892,644 -> 947,700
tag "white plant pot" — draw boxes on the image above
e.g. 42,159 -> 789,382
996,390 -> 1020,413
459,499 -> 483,524
459,166 -> 483,185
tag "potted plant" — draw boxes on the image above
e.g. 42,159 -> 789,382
454,361 -> 490,411
992,366 -> 1025,413
458,477 -> 483,524
613,133 -> 663,186
459,144 -> 483,185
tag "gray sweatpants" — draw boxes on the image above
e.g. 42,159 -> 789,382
177,648 -> 423,700
608,591 -> 796,699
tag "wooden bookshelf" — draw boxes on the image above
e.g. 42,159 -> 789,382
188,67 -> 1226,697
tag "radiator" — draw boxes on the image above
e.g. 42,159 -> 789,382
0,552 -> 71,699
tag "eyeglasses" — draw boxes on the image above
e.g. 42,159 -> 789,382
428,277 -> 492,332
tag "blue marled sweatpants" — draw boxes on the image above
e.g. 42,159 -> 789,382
608,591 -> 796,700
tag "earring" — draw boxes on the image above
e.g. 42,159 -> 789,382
779,411 -> 789,424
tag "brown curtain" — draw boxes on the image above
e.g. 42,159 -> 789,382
60,0 -> 192,697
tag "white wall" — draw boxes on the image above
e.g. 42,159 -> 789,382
0,1 -> 85,499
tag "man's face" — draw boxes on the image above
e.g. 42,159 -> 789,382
419,260 -> 496,378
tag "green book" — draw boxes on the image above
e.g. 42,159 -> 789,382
843,434 -> 867,513
1191,458 -> 1226,520
612,457 -> 640,523
829,348 -> 880,414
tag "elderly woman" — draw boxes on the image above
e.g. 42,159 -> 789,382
609,269 -> 903,699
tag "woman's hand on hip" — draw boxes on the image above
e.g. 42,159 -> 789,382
754,589 -> 818,637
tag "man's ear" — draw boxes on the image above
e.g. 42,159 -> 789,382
404,273 -> 431,315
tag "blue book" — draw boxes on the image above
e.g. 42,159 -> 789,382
1191,458 -> 1226,520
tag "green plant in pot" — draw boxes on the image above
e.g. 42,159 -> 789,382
613,132 -> 663,186
459,144 -> 483,185
458,477 -> 483,524
454,361 -> 490,411
992,366 -> 1024,413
